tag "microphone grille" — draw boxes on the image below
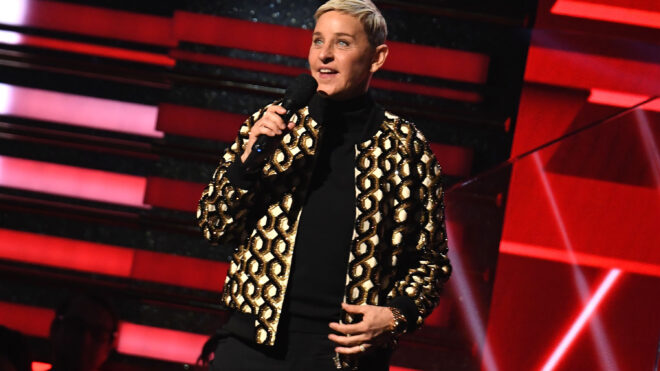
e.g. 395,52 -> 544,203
283,74 -> 318,110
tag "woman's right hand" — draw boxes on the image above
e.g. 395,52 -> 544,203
241,105 -> 296,163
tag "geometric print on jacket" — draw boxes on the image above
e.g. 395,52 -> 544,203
197,103 -> 451,346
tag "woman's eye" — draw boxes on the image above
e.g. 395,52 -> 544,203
313,39 -> 323,46
338,40 -> 349,47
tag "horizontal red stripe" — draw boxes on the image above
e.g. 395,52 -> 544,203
117,322 -> 208,364
0,83 -> 162,137
132,250 -> 227,292
386,40 -> 489,84
0,0 -> 175,46
551,0 -> 660,29
588,89 -> 660,112
173,12 -> 310,61
144,176 -> 206,213
0,229 -> 134,276
429,143 -> 474,178
156,103 -> 247,142
32,362 -> 51,371
173,12 -> 489,83
0,30 -> 174,66
0,156 -> 148,207
0,302 -> 54,337
0,302 -> 208,364
500,240 -> 660,278
524,45 -> 660,95
0,228 -> 228,292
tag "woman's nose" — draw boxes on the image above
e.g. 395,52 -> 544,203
319,43 -> 333,62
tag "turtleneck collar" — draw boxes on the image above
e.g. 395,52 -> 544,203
308,91 -> 384,143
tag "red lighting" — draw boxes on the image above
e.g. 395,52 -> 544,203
0,0 -> 175,46
428,143 -> 474,178
0,301 -> 53,337
116,322 -> 208,364
0,228 -> 229,291
145,177 -> 206,213
0,156 -> 148,207
539,269 -> 622,371
0,302 -> 209,364
0,30 -> 174,66
0,229 -> 135,276
551,0 -> 660,29
588,89 -> 660,112
156,102 -> 247,143
31,362 -> 51,371
0,83 -> 162,138
500,240 -> 660,278
524,46 -> 660,96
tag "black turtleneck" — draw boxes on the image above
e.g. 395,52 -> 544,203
284,92 -> 375,333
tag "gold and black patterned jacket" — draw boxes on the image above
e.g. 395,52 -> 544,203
196,101 -> 451,347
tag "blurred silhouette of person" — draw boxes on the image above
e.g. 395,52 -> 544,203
0,325 -> 31,371
48,294 -> 118,371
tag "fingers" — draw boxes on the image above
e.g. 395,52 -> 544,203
328,333 -> 368,347
341,302 -> 367,314
329,321 -> 366,336
249,105 -> 293,139
334,343 -> 372,355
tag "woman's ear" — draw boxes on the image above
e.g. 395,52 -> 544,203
370,44 -> 389,73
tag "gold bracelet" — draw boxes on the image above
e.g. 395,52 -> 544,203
388,307 -> 407,338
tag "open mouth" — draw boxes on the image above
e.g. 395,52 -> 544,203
319,68 -> 338,76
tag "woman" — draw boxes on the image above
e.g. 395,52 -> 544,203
197,1 -> 451,369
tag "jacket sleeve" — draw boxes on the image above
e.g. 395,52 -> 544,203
387,128 -> 452,332
196,106 -> 268,245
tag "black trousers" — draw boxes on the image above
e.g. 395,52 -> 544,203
210,329 -> 391,371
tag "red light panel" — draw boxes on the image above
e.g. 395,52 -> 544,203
0,302 -> 209,364
500,240 -> 660,278
144,177 -> 206,213
132,250 -> 227,292
116,322 -> 208,364
0,30 -> 174,66
0,228 -> 135,276
0,301 -> 54,337
524,46 -> 660,96
429,143 -> 474,178
31,362 -> 51,371
0,83 -> 162,138
156,103 -> 247,143
0,228 -> 228,292
0,0 -> 175,46
551,0 -> 660,29
588,89 -> 660,112
0,156 -> 148,207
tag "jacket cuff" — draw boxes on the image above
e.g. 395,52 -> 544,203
387,296 -> 419,333
226,159 -> 258,189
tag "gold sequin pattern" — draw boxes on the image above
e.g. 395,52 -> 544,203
197,105 -> 451,345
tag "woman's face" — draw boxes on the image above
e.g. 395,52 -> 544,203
308,11 -> 385,100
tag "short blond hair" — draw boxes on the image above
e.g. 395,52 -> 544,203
314,0 -> 388,47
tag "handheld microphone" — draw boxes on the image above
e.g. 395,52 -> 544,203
251,74 -> 318,156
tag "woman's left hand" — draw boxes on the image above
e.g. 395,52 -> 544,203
328,302 -> 394,354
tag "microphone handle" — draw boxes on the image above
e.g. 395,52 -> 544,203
251,108 -> 295,154
244,108 -> 295,172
